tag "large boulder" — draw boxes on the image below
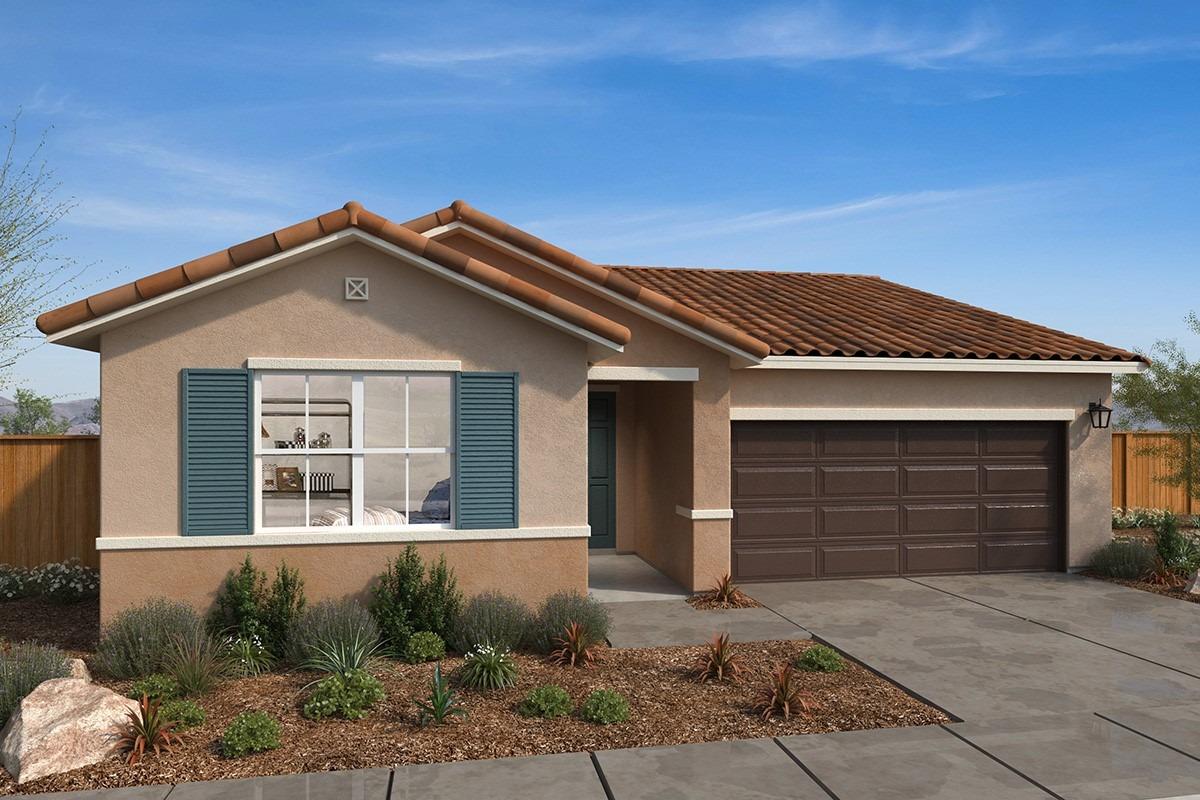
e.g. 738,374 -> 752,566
1,678 -> 138,784
1186,569 -> 1200,595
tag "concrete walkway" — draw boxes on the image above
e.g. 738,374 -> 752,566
33,574 -> 1200,800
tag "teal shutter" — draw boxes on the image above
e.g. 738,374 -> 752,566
455,372 -> 519,529
182,369 -> 252,535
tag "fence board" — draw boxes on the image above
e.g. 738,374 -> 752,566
1111,431 -> 1200,515
0,436 -> 99,567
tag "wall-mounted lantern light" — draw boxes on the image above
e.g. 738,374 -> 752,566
1087,399 -> 1112,429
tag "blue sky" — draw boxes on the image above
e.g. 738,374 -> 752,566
3,0 -> 1199,398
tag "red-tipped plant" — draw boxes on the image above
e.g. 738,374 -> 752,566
1145,556 -> 1185,588
754,664 -> 818,721
548,622 -> 600,668
116,695 -> 182,765
693,633 -> 743,683
712,573 -> 747,605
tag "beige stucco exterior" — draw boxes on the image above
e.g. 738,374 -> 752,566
87,223 -> 1123,619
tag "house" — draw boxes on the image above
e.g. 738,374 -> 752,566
37,200 -> 1145,620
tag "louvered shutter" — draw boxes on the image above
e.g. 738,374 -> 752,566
181,369 -> 252,535
455,372 -> 519,529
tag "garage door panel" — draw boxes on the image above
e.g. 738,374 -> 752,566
822,544 -> 900,577
733,424 -> 816,458
821,466 -> 898,497
734,546 -> 816,581
983,465 -> 1054,494
820,426 -> 899,458
904,465 -> 979,496
733,507 -> 816,540
983,539 -> 1057,571
904,542 -> 980,574
822,505 -> 899,537
982,426 -> 1058,457
732,421 -> 1061,580
733,466 -> 815,499
904,503 -> 979,534
903,425 -> 980,457
984,502 -> 1055,532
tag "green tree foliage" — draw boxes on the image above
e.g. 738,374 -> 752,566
1115,312 -> 1200,500
0,388 -> 68,434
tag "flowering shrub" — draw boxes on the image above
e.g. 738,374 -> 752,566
224,634 -> 275,677
1113,507 -> 1179,530
0,565 -> 33,601
459,644 -> 518,690
0,560 -> 98,603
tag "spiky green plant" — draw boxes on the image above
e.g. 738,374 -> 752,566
459,644 -> 518,690
415,663 -> 466,726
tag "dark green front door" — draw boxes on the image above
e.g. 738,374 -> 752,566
587,392 -> 616,549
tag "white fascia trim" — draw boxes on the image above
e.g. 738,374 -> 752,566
749,355 -> 1147,374
426,221 -> 762,366
46,229 -> 625,355
96,526 -> 591,551
675,506 -> 734,520
730,407 -> 1078,422
247,358 -> 461,372
587,366 -> 699,382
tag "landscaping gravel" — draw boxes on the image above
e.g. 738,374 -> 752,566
0,640 -> 947,795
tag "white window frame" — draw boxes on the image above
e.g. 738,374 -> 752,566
252,370 -> 455,534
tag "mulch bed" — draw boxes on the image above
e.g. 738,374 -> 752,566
0,597 -> 98,655
686,591 -> 763,610
1084,572 -> 1200,605
1,640 -> 947,795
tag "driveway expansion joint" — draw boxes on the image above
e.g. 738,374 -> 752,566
770,737 -> 841,800
1094,712 -> 1200,764
938,724 -> 1066,800
589,751 -> 618,800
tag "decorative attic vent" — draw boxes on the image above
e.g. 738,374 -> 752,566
345,277 -> 368,300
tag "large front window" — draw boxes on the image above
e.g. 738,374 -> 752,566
254,372 -> 453,530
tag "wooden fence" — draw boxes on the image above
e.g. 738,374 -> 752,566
1112,431 -> 1200,515
0,436 -> 99,568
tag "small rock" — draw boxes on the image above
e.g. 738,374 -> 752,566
65,658 -> 91,682
1185,570 -> 1200,595
0,677 -> 138,784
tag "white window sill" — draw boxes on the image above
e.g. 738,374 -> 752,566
96,526 -> 591,550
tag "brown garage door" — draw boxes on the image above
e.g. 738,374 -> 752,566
731,421 -> 1063,581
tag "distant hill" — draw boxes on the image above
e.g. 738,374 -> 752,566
0,396 -> 99,434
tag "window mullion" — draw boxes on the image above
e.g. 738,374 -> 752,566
351,375 -> 365,526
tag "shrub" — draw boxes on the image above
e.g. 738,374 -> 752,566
404,631 -> 446,663
1091,540 -> 1156,579
370,546 -> 462,656
208,556 -> 305,658
459,644 -> 518,690
1153,514 -> 1200,575
161,698 -> 205,730
115,696 -> 182,765
580,689 -> 629,724
302,668 -> 385,720
754,664 -> 817,720
128,673 -> 179,703
415,663 -> 466,726
165,629 -> 228,696
222,711 -> 281,758
1112,507 -> 1177,530
693,633 -> 742,683
29,559 -> 100,603
451,591 -> 532,653
796,644 -> 845,673
548,622 -> 601,668
95,599 -> 204,679
518,685 -> 572,718
710,573 -> 748,605
224,634 -> 275,677
287,599 -> 381,675
530,591 -> 610,653
0,642 -> 70,724
0,565 -> 33,601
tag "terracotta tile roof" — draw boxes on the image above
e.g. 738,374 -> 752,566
609,266 -> 1141,361
404,201 -> 773,359
36,202 -> 633,348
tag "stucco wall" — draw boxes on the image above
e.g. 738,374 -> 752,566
730,369 -> 1113,568
99,241 -> 589,539
100,538 -> 586,623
